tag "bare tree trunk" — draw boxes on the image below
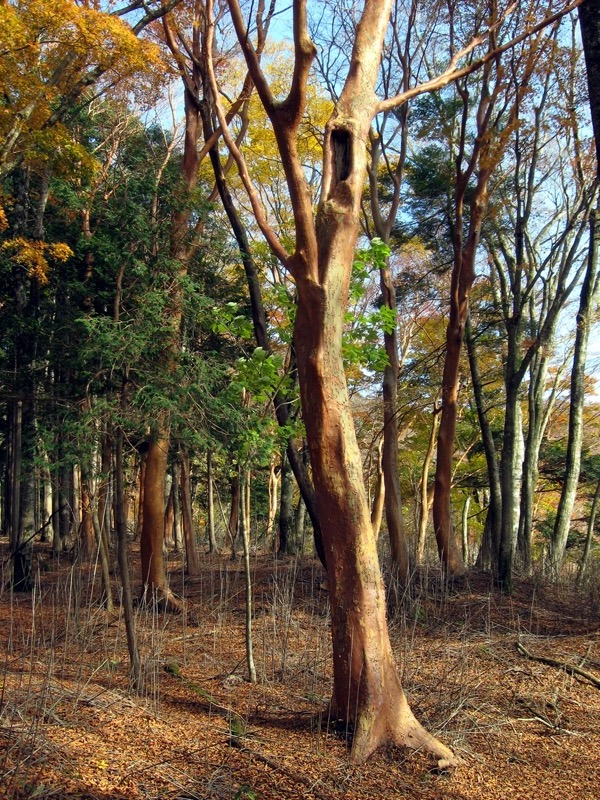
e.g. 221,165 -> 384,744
206,450 -> 217,553
551,205 -> 600,573
578,476 -> 600,585
379,261 -> 409,579
164,471 -> 175,548
136,451 -> 146,539
213,0 -> 457,765
370,439 -> 385,540
266,455 -> 279,542
240,470 -> 256,682
461,494 -> 471,566
181,451 -> 200,576
278,454 -> 294,554
115,403 -> 142,690
416,405 -> 440,564
172,462 -> 182,553
140,426 -> 181,608
227,472 -> 240,559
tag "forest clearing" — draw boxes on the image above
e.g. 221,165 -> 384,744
1,544 -> 599,800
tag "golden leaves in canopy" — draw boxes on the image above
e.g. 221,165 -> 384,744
2,236 -> 73,284
0,0 -> 164,168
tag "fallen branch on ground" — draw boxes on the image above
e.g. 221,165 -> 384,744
516,641 -> 600,689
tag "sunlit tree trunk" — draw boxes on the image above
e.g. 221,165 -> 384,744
416,404 -> 440,564
213,0 -> 459,764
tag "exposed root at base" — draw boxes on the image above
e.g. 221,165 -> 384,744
349,697 -> 462,768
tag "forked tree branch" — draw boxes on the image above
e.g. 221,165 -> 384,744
206,0 -> 291,269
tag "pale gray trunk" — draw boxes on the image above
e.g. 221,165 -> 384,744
551,207 -> 600,573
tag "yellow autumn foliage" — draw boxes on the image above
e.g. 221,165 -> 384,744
2,236 -> 73,284
0,0 -> 164,170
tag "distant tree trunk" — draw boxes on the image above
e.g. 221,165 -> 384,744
164,473 -> 175,549
240,470 -> 256,682
278,454 -> 294,554
41,456 -> 53,543
578,475 -> 600,585
136,451 -> 146,539
416,404 -> 440,564
206,450 -> 217,553
227,472 -> 240,559
80,478 -> 95,559
81,466 -> 113,612
13,401 -> 35,592
266,455 -> 279,542
115,397 -> 142,690
370,439 -> 385,540
181,451 -> 200,576
172,462 -> 182,552
98,431 -> 113,558
295,496 -> 307,551
550,206 -> 600,573
461,494 -> 471,565
379,260 -> 409,580
466,317 -> 502,573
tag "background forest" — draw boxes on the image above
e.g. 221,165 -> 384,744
1,0 -> 600,798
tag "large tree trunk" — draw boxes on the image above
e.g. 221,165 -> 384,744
140,426 -> 181,608
216,0 -> 456,765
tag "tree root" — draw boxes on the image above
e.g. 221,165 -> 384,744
350,693 -> 462,768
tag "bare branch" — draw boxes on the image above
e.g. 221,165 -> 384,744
378,0 -> 584,113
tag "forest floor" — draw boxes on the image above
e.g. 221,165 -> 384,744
0,541 -> 599,800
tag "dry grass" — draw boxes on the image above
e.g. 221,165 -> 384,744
0,541 -> 599,800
